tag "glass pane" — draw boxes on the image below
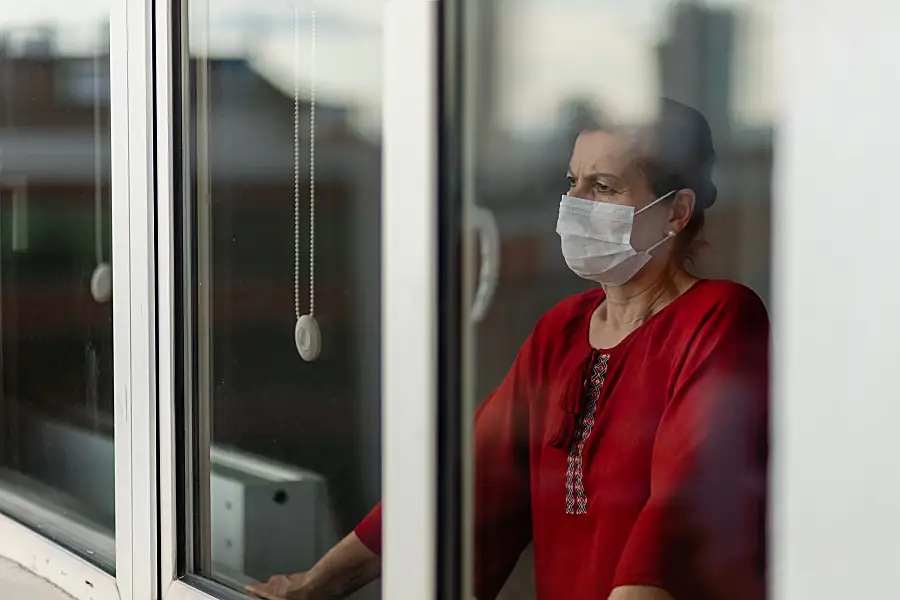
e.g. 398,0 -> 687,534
178,2 -> 382,597
0,3 -> 115,566
457,1 -> 774,599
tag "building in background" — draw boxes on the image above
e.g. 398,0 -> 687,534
0,26 -> 382,588
658,1 -> 773,300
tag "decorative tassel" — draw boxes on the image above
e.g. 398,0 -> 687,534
549,349 -> 599,449
550,413 -> 576,448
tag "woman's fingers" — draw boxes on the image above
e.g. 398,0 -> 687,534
245,575 -> 291,600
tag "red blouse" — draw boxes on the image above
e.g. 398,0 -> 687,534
355,279 -> 769,600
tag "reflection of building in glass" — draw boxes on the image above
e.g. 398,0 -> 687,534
0,43 -> 383,547
193,57 -> 383,539
657,2 -> 773,302
657,2 -> 735,139
0,38 -> 117,533
466,7 -> 774,598
463,1 -> 774,407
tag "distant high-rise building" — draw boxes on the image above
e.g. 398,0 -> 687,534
658,2 -> 773,303
657,2 -> 735,141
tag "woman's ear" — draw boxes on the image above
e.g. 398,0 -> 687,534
668,188 -> 696,234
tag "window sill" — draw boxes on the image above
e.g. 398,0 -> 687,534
0,470 -> 116,568
0,511 -> 117,600
0,556 -> 75,600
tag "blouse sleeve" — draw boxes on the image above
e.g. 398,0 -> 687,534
472,328 -> 540,599
612,289 -> 769,600
354,326 -> 541,599
353,502 -> 382,554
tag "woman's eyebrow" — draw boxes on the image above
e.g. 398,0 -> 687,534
567,168 -> 622,181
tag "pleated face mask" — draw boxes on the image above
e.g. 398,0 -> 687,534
556,190 -> 677,286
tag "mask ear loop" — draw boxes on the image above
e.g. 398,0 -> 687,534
644,229 -> 678,255
634,188 -> 678,216
635,189 -> 679,255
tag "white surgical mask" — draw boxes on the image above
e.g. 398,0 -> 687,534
556,190 -> 678,286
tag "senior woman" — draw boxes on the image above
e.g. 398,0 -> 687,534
249,98 -> 769,600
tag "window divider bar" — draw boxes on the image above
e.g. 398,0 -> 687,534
110,0 -> 136,594
381,2 -> 440,599
192,0 -> 214,575
156,0 -> 179,591
117,0 -> 159,598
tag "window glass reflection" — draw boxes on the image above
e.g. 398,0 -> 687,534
243,1 -> 776,599
182,2 -> 382,598
464,1 -> 774,598
0,7 -> 114,566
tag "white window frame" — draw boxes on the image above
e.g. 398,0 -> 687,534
0,515 -> 118,600
6,1 -> 900,600
0,0 -> 157,599
116,0 -> 159,598
381,1 -> 439,599
157,1 -> 441,599
156,0 -> 179,593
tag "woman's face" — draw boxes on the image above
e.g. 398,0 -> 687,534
567,130 -> 653,208
566,129 -> 695,253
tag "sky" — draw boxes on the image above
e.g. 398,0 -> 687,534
0,0 -> 775,133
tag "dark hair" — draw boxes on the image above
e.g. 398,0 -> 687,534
626,98 -> 717,261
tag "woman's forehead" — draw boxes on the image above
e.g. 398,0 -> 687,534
569,130 -> 636,176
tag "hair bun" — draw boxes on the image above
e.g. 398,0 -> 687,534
695,178 -> 717,210
634,98 -> 718,210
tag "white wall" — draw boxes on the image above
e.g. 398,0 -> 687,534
772,0 -> 900,598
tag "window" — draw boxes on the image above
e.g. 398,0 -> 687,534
0,1 -> 157,597
0,3 -> 898,600
165,0 -> 383,596
444,1 -> 776,598
0,9 -> 115,566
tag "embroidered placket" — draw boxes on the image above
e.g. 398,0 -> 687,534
565,353 -> 610,515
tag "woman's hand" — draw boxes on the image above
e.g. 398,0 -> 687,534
244,532 -> 380,600
608,586 -> 676,600
246,572 -> 311,600
247,533 -> 381,600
